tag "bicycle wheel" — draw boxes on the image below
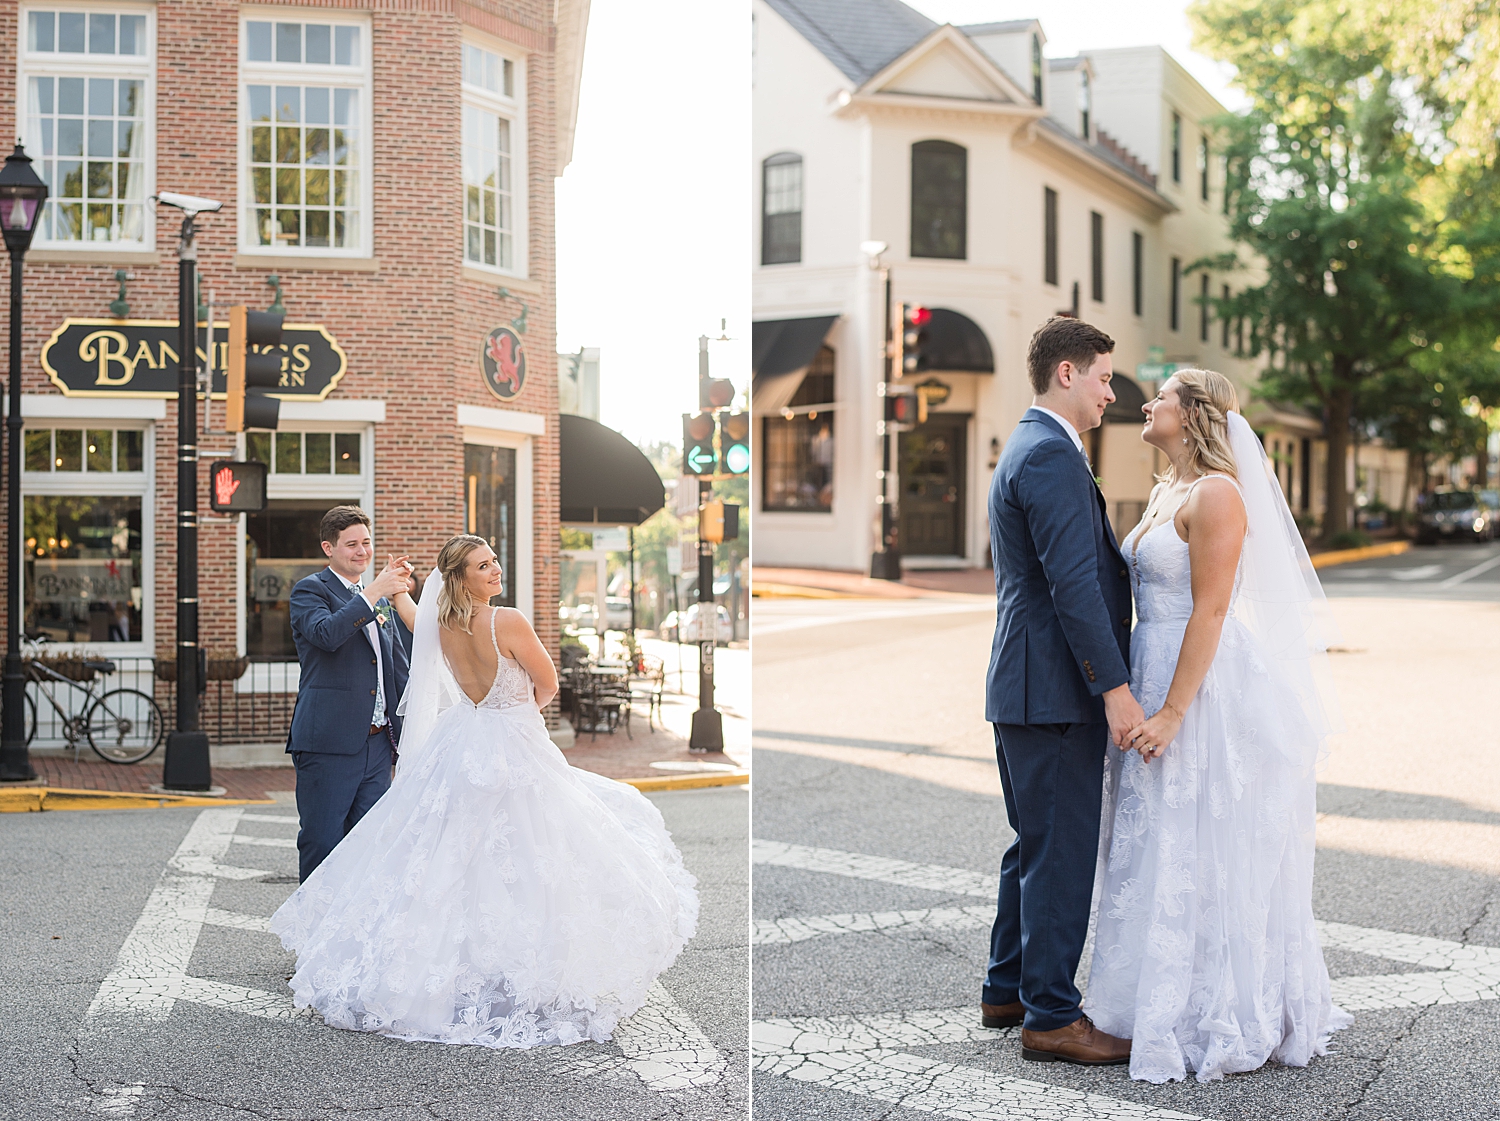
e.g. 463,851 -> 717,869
23,690 -> 37,745
86,689 -> 165,764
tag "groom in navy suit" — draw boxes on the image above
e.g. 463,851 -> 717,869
287,506 -> 413,881
983,317 -> 1143,1065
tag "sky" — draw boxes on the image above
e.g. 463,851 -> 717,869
555,1 -> 1242,447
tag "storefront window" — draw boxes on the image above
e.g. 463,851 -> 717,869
25,495 -> 142,643
245,500 -> 330,658
465,444 -> 517,607
247,429 -> 360,474
762,414 -> 834,512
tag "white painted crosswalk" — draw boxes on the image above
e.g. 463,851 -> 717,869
755,839 -> 1500,1118
88,807 -> 725,1105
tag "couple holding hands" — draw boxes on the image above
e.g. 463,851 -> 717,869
273,506 -> 697,1049
982,316 -> 1350,1083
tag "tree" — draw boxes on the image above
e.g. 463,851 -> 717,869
1191,0 -> 1462,541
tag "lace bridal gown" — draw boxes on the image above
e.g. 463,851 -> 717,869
270,608 -> 698,1049
1085,473 -> 1351,1083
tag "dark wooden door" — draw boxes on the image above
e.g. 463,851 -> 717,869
899,413 -> 967,556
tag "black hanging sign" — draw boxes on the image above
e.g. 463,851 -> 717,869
481,325 -> 527,402
40,317 -> 348,399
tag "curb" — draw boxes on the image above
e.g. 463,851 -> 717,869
752,582 -> 864,600
0,787 -> 275,813
620,771 -> 749,792
1310,540 -> 1411,569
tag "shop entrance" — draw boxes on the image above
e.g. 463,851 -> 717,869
899,412 -> 968,557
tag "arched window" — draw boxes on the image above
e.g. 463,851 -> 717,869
1080,70 -> 1091,139
910,140 -> 966,260
761,152 -> 802,265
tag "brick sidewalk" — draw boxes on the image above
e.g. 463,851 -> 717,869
16,712 -> 743,801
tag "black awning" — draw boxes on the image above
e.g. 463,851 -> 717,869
559,414 -> 665,526
1104,374 -> 1148,422
922,308 -> 994,373
752,315 -> 838,380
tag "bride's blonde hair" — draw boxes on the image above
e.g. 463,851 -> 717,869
1158,368 -> 1240,484
435,533 -> 489,634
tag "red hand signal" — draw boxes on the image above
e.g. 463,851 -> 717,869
214,466 -> 241,506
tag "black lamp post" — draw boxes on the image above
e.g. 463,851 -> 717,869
1,142 -> 48,782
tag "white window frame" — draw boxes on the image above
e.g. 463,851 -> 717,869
16,1 -> 157,253
459,410 -> 536,622
234,419 -> 375,687
236,8 -> 374,259
18,414 -> 156,656
460,31 -> 529,279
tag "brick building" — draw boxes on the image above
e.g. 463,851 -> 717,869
0,1 -> 588,740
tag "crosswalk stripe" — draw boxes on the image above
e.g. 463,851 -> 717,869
753,839 -> 993,898
204,907 -> 273,933
232,835 -> 298,849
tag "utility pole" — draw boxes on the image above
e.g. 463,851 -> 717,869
690,335 -> 723,753
870,255 -> 902,580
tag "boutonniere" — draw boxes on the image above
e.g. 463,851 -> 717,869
374,603 -> 390,626
1094,474 -> 1105,490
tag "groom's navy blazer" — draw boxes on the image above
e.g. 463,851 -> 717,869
985,409 -> 1131,725
286,567 -> 411,755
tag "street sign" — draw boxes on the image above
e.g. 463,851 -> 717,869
1136,362 -> 1176,382
593,527 -> 628,552
666,545 -> 682,576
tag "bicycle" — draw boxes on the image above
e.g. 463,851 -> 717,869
22,637 -> 165,764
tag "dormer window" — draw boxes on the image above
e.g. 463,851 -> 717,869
1031,34 -> 1043,105
1080,70 -> 1091,140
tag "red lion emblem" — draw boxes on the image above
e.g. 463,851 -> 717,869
486,332 -> 522,394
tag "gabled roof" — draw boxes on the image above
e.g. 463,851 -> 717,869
957,20 -> 1037,36
762,0 -> 934,84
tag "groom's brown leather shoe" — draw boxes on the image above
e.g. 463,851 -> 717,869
1020,1014 -> 1130,1065
980,1001 -> 1025,1029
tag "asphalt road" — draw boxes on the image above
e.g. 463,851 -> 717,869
750,589 -> 1500,1121
1320,538 -> 1500,600
0,786 -> 748,1120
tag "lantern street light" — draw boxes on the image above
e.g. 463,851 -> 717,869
1,141 -> 49,782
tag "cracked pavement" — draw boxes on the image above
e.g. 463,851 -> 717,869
0,786 -> 747,1120
751,589 -> 1500,1121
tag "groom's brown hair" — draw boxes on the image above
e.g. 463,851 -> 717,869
1026,316 -> 1115,395
319,505 -> 371,544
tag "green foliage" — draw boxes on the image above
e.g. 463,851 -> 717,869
1328,529 -> 1374,549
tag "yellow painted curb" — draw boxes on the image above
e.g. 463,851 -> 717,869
752,582 -> 863,599
1310,540 -> 1411,569
620,771 -> 749,793
0,787 -> 275,813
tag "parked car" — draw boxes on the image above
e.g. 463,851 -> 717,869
1415,490 -> 1497,544
603,596 -> 633,632
661,603 -> 733,644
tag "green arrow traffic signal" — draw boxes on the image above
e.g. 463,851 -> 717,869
687,445 -> 716,473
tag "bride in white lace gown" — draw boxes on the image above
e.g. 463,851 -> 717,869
1084,370 -> 1351,1083
270,535 -> 697,1048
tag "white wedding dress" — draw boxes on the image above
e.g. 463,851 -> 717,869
269,606 -> 698,1049
1085,466 -> 1351,1083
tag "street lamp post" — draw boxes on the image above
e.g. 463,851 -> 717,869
0,142 -> 49,782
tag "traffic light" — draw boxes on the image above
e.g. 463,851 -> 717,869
207,460 -> 268,513
683,412 -> 718,475
721,412 -> 750,474
700,500 -> 740,544
897,304 -> 932,377
226,306 -> 285,432
700,375 -> 736,410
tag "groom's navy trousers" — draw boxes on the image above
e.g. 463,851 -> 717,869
983,409 -> 1132,1032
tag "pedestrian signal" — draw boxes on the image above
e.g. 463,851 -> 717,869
881,384 -> 918,427
683,412 -> 718,475
226,306 -> 284,431
700,500 -> 740,544
207,460 -> 268,513
721,412 -> 750,475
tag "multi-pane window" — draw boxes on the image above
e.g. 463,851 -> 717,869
463,41 -> 524,275
24,427 -> 144,472
1090,211 -> 1103,303
242,17 -> 367,253
763,347 -> 835,513
1043,188 -> 1058,286
1199,133 -> 1210,202
1030,34 -> 1043,104
246,430 -> 362,475
1200,273 -> 1211,342
1171,112 -> 1182,183
762,153 -> 802,265
465,444 -> 517,607
1080,70 -> 1091,140
22,8 -> 151,247
1221,285 -> 1231,348
911,141 -> 966,259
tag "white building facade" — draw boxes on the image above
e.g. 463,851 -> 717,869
751,0 -> 1303,571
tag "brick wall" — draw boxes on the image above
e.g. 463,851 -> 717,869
0,1 -> 563,719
